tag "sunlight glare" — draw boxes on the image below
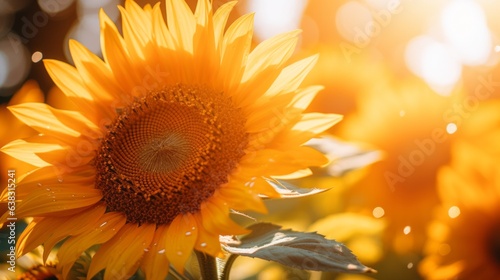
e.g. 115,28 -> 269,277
441,0 -> 491,66
246,0 -> 308,41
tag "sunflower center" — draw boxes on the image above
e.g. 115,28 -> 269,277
95,84 -> 248,225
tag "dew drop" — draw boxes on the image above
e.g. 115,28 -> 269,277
177,251 -> 183,256
100,222 -> 108,227
334,244 -> 343,252
200,242 -> 207,247
144,248 -> 149,252
347,264 -> 358,270
52,199 -> 56,202
158,249 -> 165,254
191,226 -> 196,230
46,188 -> 51,191
57,178 -> 63,183
407,262 -> 414,269
185,231 -> 192,236
403,226 -> 411,235
37,183 -> 42,187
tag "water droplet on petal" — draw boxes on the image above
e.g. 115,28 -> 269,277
144,248 -> 149,252
407,262 -> 414,269
100,222 -> 107,227
177,251 -> 183,256
57,178 -> 63,183
46,188 -> 51,191
403,226 -> 411,235
37,183 -> 42,187
185,231 -> 192,236
158,249 -> 165,254
200,242 -> 207,247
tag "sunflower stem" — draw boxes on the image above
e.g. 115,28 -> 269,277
195,250 -> 218,280
220,254 -> 239,280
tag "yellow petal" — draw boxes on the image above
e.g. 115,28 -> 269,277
141,225 -> 170,280
12,185 -> 101,218
88,223 -> 155,280
193,0 -> 217,83
165,0 -> 196,52
292,113 -> 343,135
213,1 -> 237,52
1,139 -> 61,168
58,212 -> 126,279
242,30 -> 301,82
219,13 -> 254,93
99,9 -> 140,93
262,54 -> 319,100
68,39 -> 122,113
193,212 -> 224,257
43,60 -> 99,122
200,200 -> 249,236
8,80 -> 45,105
165,213 -> 198,274
119,3 -> 149,60
8,102 -> 101,141
42,204 -> 106,261
152,4 -> 176,49
217,184 -> 267,213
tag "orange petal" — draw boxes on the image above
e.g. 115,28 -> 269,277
41,204 -> 106,261
88,223 -> 155,280
213,1 -> 237,52
193,212 -> 224,257
165,213 -> 198,274
8,102 -> 101,141
140,225 -> 170,280
219,13 -> 254,94
58,212 -> 126,279
200,200 -> 249,236
165,0 -> 196,52
12,184 -> 101,218
262,54 -> 319,100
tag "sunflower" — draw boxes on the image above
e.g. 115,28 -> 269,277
0,0 -> 339,279
0,245 -> 61,280
419,100 -> 500,279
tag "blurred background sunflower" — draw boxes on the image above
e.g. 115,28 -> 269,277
2,0 -> 500,279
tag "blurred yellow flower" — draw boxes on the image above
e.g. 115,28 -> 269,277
420,100 -> 500,279
297,45 -> 390,119
338,77 -> 463,253
0,0 -> 339,279
0,245 -> 60,280
0,81 -> 45,215
308,213 -> 386,265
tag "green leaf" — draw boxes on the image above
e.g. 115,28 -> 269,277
264,178 -> 330,198
222,223 -> 376,274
